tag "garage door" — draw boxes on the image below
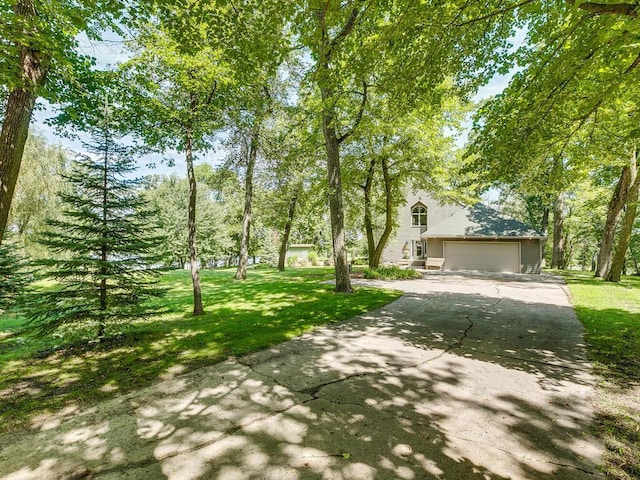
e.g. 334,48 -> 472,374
443,241 -> 520,273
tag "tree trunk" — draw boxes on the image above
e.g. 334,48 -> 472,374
551,192 -> 564,269
322,92 -> 352,293
0,1 -> 47,246
98,123 -> 109,338
370,157 -> 394,268
539,202 -> 550,267
235,122 -> 259,280
541,205 -> 550,236
631,245 -> 640,275
363,158 -> 377,268
186,126 -> 204,315
607,149 -> 640,282
596,165 -> 631,277
278,187 -> 300,271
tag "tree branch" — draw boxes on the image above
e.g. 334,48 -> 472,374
204,80 -> 218,106
337,81 -> 368,144
454,0 -> 536,27
624,52 -> 640,73
328,5 -> 361,55
567,0 -> 638,17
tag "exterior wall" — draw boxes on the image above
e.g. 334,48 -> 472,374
427,239 -> 445,258
286,245 -> 313,262
520,239 -> 542,274
382,191 -> 462,263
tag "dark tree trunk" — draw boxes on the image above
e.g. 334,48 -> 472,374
541,205 -> 550,236
235,122 -> 259,280
278,187 -> 300,271
368,157 -> 394,268
607,149 -> 640,282
631,245 -> 640,275
0,0 -> 47,247
539,202 -> 550,268
98,124 -> 109,338
551,192 -> 565,269
322,95 -> 352,293
363,158 -> 377,268
596,165 -> 631,277
186,125 -> 204,315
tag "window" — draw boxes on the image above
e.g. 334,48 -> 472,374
413,241 -> 424,258
411,204 -> 427,227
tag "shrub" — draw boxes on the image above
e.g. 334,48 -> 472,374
363,266 -> 422,280
351,257 -> 368,266
287,255 -> 298,267
308,251 -> 318,266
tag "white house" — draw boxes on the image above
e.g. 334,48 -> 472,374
382,191 -> 546,274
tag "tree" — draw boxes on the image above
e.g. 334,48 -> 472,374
231,87 -> 274,280
28,111 -> 164,338
0,230 -> 31,312
0,0 -> 137,246
143,165 -> 243,270
607,147 -> 640,282
121,21 -> 227,315
122,0 -> 288,308
469,1 -> 640,274
8,131 -> 69,256
294,0 -> 530,291
596,164 -> 630,277
344,91 -> 469,268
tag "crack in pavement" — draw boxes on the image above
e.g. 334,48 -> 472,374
441,430 -> 604,477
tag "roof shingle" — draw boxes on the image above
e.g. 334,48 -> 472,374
421,203 -> 546,239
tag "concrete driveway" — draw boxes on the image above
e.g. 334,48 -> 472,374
0,272 -> 603,480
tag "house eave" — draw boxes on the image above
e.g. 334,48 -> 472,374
421,234 -> 548,241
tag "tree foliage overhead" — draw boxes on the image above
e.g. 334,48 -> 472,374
469,1 -> 640,183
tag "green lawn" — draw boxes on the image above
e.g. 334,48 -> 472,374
559,270 -> 640,480
0,267 -> 401,433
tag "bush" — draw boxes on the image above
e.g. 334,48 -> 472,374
363,266 -> 422,280
351,257 -> 368,266
287,255 -> 298,267
308,251 -> 318,266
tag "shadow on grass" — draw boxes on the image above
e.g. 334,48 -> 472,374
574,306 -> 640,384
0,268 -> 400,433
559,270 -> 640,480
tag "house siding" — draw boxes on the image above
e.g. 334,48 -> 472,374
382,192 -> 461,263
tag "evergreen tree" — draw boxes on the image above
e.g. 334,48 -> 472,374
28,117 -> 164,338
0,230 -> 31,313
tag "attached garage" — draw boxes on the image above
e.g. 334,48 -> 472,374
443,241 -> 520,273
421,203 -> 546,274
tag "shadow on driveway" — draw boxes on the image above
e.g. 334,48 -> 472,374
0,272 -> 603,479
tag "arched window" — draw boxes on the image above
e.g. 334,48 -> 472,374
411,204 -> 427,227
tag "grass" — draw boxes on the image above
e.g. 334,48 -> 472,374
558,270 -> 640,480
0,267 -> 401,434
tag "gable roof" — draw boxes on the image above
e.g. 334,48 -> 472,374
421,203 -> 546,239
